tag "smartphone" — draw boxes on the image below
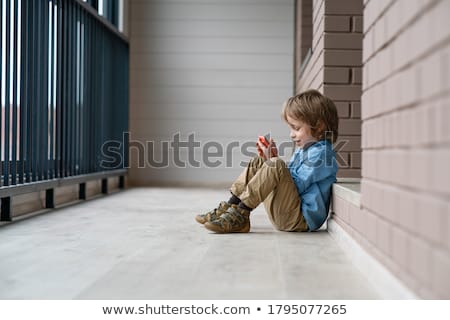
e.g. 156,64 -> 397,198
258,133 -> 271,147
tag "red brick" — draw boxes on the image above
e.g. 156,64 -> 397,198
353,16 -> 363,33
351,102 -> 361,118
335,136 -> 361,152
324,49 -> 362,66
323,84 -> 362,101
337,168 -> 361,178
339,118 -> 362,135
325,0 -> 363,15
335,102 -> 350,117
352,67 -> 362,84
324,15 -> 351,32
324,33 -> 363,49
350,152 -> 361,168
324,67 -> 350,84
336,152 -> 350,168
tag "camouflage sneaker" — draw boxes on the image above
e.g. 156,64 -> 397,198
204,206 -> 250,233
195,201 -> 231,225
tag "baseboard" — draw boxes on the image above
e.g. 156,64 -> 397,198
327,219 -> 419,299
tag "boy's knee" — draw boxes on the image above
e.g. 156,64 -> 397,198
264,157 -> 286,169
249,156 -> 265,168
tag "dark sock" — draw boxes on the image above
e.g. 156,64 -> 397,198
228,193 -> 241,205
238,202 -> 253,212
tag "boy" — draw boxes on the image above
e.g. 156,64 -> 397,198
195,89 -> 339,233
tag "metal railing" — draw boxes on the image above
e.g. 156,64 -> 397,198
0,0 -> 129,221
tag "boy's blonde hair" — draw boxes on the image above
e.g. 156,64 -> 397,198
282,89 -> 339,143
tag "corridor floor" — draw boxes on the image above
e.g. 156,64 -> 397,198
0,188 -> 379,299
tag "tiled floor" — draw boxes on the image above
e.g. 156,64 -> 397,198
0,188 -> 379,299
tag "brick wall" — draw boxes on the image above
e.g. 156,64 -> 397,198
359,0 -> 450,298
295,0 -> 363,178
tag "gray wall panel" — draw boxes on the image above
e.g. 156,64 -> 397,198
129,0 -> 294,186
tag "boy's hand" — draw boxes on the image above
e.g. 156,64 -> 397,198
257,138 -> 278,160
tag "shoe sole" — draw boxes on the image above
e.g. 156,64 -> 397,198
204,221 -> 250,233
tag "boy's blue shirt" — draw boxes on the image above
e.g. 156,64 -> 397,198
287,139 -> 338,231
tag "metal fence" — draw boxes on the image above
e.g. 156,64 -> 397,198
0,0 -> 129,220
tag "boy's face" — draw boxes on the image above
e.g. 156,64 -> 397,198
286,115 -> 317,149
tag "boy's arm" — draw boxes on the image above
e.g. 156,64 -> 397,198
290,148 -> 337,194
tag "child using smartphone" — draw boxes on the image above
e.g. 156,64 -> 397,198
195,89 -> 339,233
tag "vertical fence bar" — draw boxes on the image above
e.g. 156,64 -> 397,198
79,182 -> 86,200
31,0 -> 37,182
1,197 -> 12,221
101,178 -> 107,194
0,0 -> 3,187
56,0 -> 62,179
36,0 -> 43,181
62,0 -> 68,177
49,0 -> 55,179
42,0 -> 49,181
19,0 -> 27,184
76,2 -> 80,175
4,0 -> 11,186
81,8 -> 88,174
25,0 -> 33,183
11,0 -> 18,185
68,0 -> 73,176
45,188 -> 54,208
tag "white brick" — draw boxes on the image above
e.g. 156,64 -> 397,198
376,217 -> 392,256
430,149 -> 450,196
431,249 -> 450,299
441,45 -> 450,96
409,149 -> 431,190
386,186 -> 400,223
365,209 -> 378,245
392,226 -> 409,270
396,189 -> 418,234
420,52 -> 441,101
416,195 -> 447,246
408,236 -> 432,286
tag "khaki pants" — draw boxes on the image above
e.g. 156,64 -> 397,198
230,156 -> 308,232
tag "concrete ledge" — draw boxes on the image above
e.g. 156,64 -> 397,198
332,182 -> 361,207
328,219 -> 418,299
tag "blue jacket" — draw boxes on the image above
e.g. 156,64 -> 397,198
287,140 -> 338,231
